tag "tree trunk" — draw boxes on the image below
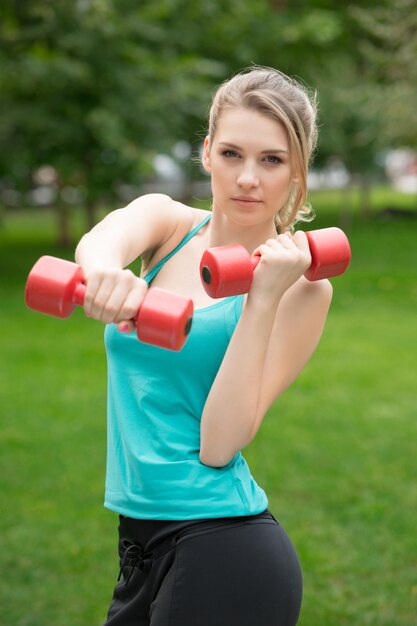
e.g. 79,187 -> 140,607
83,153 -> 98,231
57,200 -> 71,248
339,183 -> 354,234
359,175 -> 372,220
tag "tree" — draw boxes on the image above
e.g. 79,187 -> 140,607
1,0 -> 415,244
348,0 -> 417,149
0,1 -> 229,242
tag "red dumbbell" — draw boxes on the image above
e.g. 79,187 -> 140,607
25,256 -> 193,351
200,227 -> 351,298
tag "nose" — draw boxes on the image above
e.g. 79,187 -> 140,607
237,161 -> 259,189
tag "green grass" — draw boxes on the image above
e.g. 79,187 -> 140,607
1,191 -> 416,625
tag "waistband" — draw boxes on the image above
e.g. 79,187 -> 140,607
119,509 -> 276,553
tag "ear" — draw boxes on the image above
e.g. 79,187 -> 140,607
202,136 -> 212,173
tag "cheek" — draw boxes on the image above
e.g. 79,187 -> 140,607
268,170 -> 292,192
264,174 -> 293,207
211,162 -> 230,185
281,164 -> 295,182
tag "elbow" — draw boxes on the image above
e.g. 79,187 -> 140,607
199,441 -> 243,468
199,448 -> 236,469
199,451 -> 227,469
199,426 -> 255,468
199,411 -> 257,468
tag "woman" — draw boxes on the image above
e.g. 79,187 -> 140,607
75,66 -> 332,626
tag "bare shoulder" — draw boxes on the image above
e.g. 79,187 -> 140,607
153,199 -> 209,255
91,193 -> 193,234
130,195 -> 208,269
86,193 -> 199,268
124,193 -> 194,228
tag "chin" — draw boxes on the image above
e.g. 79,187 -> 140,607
214,200 -> 270,227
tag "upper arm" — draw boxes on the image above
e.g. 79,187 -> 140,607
252,277 -> 333,436
77,194 -> 194,267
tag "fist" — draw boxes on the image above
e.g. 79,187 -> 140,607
251,231 -> 312,298
83,268 -> 148,332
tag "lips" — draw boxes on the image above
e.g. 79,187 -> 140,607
232,196 -> 261,203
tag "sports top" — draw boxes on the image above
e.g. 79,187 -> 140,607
104,211 -> 268,520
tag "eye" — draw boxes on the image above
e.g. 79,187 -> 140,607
263,155 -> 283,164
221,149 -> 240,159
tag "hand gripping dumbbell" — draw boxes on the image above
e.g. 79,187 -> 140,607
25,256 -> 194,351
200,227 -> 351,298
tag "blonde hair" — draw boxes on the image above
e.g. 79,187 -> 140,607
208,66 -> 318,232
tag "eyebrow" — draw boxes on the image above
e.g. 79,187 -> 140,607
218,141 -> 289,154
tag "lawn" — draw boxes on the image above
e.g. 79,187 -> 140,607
0,188 -> 416,625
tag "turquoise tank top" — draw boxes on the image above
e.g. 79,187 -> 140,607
104,212 -> 268,520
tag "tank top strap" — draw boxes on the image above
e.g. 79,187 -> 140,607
143,212 -> 212,284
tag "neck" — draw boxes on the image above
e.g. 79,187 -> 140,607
207,209 -> 277,254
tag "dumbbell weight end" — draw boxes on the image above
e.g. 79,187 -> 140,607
304,227 -> 351,281
200,245 -> 255,299
137,287 -> 193,351
25,255 -> 86,318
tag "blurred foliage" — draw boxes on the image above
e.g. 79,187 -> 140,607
0,0 -> 416,236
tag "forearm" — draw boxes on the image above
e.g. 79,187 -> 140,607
75,226 -> 131,273
199,294 -> 281,467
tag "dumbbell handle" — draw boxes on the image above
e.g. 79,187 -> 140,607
73,283 -> 87,307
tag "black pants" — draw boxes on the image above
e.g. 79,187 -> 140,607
103,510 -> 302,626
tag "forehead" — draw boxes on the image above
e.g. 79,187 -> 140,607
213,107 -> 289,150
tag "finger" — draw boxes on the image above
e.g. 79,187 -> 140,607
99,275 -> 147,324
254,243 -> 273,259
254,235 -> 292,259
83,273 -> 103,316
262,238 -> 283,252
292,230 -> 310,252
90,277 -> 116,320
117,320 -> 136,334
114,279 -> 148,323
276,233 -> 296,249
99,282 -> 131,324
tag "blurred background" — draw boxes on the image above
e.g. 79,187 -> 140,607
0,1 -> 416,625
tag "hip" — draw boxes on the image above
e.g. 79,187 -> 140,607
106,509 -> 303,626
